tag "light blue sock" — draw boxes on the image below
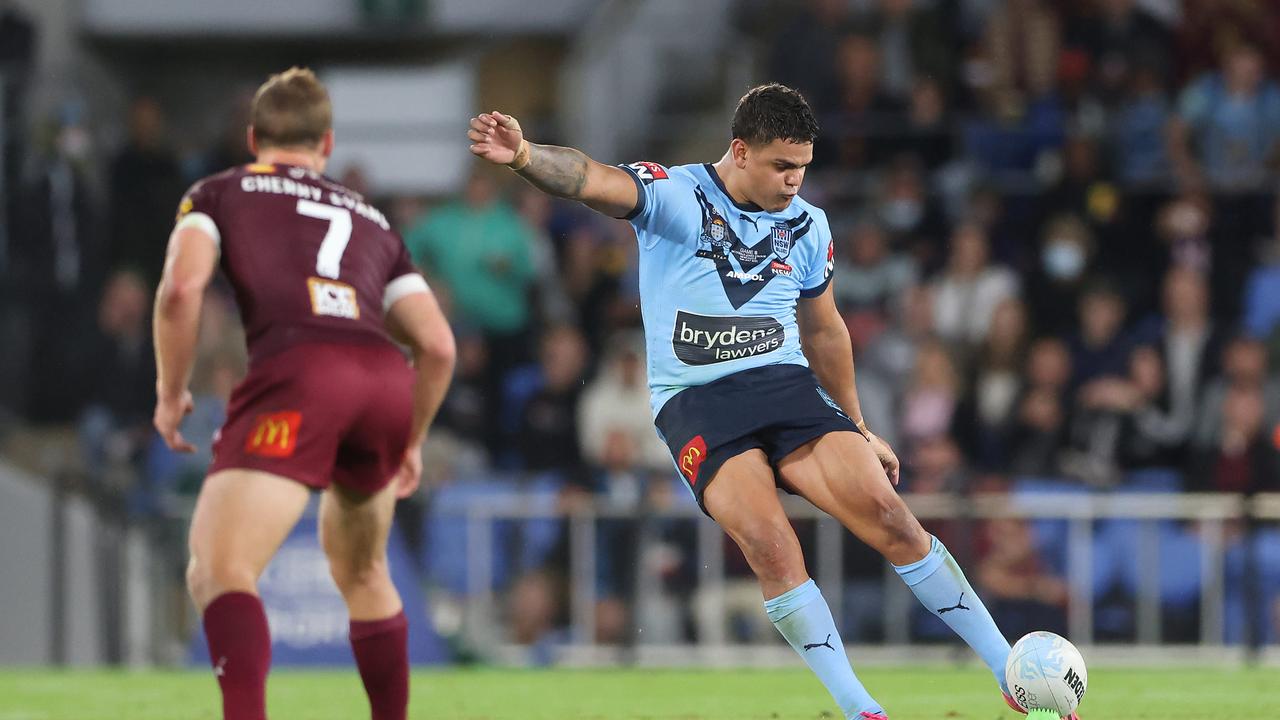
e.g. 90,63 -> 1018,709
894,535 -> 1011,693
765,579 -> 883,719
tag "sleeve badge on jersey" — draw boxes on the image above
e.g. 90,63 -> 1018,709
175,195 -> 194,222
824,240 -> 835,280
627,161 -> 669,185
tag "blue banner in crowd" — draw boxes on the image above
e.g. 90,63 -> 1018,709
189,513 -> 445,666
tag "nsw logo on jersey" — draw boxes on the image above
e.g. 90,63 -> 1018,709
672,310 -> 784,365
627,161 -> 669,185
771,222 -> 793,260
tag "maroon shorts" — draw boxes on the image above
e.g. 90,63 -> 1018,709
209,342 -> 414,495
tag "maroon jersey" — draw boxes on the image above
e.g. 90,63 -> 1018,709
175,163 -> 425,364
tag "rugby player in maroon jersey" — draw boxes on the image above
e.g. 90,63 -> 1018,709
153,67 -> 455,720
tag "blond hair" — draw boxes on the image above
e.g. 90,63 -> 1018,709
250,67 -> 332,149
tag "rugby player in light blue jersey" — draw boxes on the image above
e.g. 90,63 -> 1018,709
467,84 -> 1043,720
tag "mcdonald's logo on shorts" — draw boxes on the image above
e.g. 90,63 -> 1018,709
678,435 -> 708,485
245,411 -> 302,458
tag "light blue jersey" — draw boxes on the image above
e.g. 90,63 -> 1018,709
618,161 -> 835,416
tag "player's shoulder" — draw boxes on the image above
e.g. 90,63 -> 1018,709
788,194 -> 828,224
789,195 -> 832,237
176,166 -> 246,220
184,164 -> 247,195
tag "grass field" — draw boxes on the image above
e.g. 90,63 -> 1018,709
0,667 -> 1275,719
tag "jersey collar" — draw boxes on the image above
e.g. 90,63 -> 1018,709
702,163 -> 766,214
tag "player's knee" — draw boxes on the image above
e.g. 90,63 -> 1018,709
186,555 -> 256,606
185,558 -> 206,602
736,520 -> 803,583
868,492 -> 928,563
328,555 -> 391,596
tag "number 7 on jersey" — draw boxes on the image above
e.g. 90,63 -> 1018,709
297,199 -> 352,279
298,199 -> 359,319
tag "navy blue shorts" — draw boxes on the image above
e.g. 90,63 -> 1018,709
654,363 -> 861,515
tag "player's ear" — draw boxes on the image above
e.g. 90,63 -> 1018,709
246,126 -> 258,155
320,129 -> 335,158
731,138 -> 749,169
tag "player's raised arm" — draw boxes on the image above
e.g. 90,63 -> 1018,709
468,111 -> 638,219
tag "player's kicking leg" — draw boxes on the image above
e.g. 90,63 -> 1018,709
187,469 -> 312,720
777,431 -> 1016,705
704,449 -> 888,720
320,480 -> 408,720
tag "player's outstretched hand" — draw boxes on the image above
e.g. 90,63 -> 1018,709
154,390 -> 196,453
467,111 -> 523,166
393,444 -> 423,499
866,431 -> 901,486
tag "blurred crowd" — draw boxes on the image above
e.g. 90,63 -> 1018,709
2,0 -> 1280,654
749,0 -> 1280,495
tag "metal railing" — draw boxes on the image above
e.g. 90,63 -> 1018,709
446,490 -> 1280,666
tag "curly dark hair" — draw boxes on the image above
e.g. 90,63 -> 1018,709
731,83 -> 820,146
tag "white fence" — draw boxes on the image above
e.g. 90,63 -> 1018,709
443,489 -> 1280,667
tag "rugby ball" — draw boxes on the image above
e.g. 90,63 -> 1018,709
1005,631 -> 1087,716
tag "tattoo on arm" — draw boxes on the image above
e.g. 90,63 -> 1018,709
516,143 -> 589,199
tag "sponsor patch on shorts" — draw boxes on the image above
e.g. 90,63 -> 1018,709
678,435 -> 708,485
245,411 -> 302,458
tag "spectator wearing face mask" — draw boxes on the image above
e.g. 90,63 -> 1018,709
11,103 -> 105,424
872,157 -> 948,272
1026,214 -> 1094,336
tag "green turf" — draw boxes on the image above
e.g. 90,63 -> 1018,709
0,667 -> 1275,719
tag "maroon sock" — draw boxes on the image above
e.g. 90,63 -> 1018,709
349,610 -> 409,720
203,592 -> 271,720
